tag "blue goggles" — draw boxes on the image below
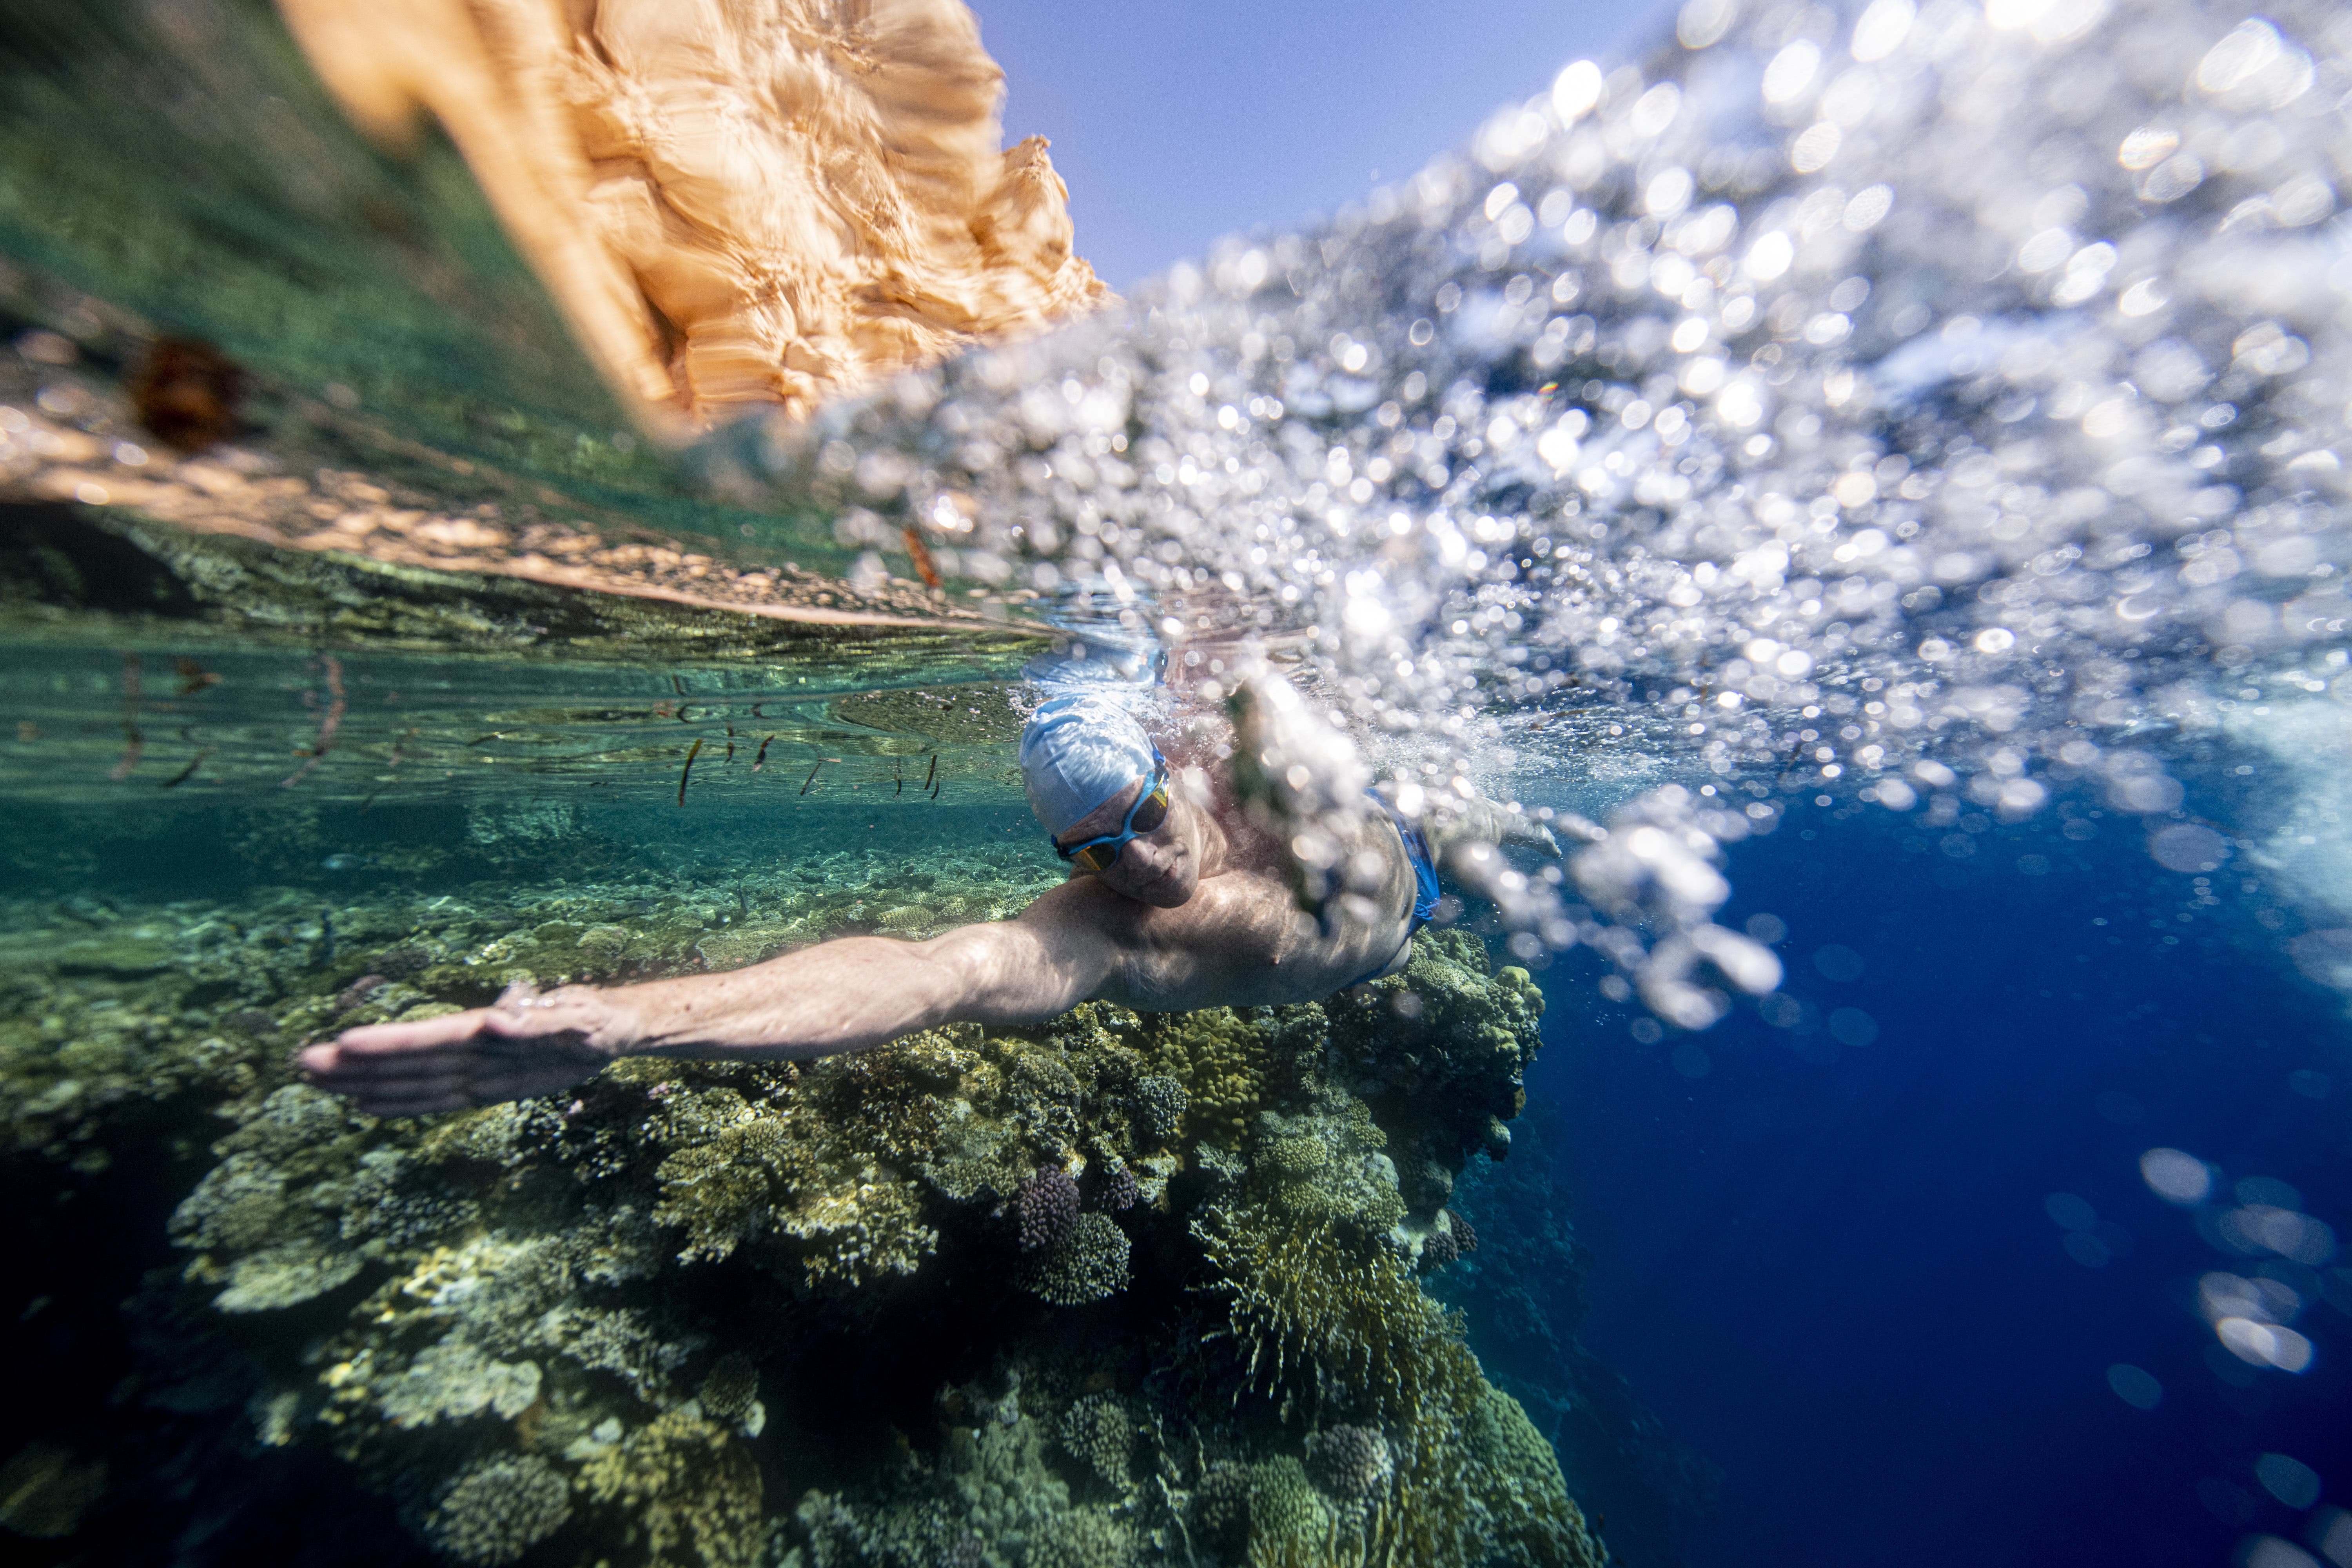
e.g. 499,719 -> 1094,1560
1051,751 -> 1171,873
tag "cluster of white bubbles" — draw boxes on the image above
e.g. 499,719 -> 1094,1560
2142,1146 -> 2345,1377
721,0 -> 2352,1024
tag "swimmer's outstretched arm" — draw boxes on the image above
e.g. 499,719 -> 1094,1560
298,889 -> 1122,1116
1420,793 -> 1570,865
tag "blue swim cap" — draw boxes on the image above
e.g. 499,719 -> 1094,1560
1020,695 -> 1156,838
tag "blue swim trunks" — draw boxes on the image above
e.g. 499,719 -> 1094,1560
1349,791 -> 1441,987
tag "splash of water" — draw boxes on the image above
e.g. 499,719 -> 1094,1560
729,0 -> 2349,1018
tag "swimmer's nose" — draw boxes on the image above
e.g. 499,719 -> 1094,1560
1119,834 -> 1177,882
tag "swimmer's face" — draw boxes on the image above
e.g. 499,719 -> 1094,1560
1057,773 -> 1200,908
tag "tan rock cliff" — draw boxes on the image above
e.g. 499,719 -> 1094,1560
277,0 -> 1107,431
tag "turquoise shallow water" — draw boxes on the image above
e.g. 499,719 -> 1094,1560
2,0 -> 2350,1563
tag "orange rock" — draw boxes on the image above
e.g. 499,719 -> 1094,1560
276,0 -> 1107,430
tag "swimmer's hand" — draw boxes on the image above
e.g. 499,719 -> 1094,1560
1499,817 -> 1564,858
297,981 -> 636,1116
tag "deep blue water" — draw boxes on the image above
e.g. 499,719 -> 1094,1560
1531,797 -> 2352,1568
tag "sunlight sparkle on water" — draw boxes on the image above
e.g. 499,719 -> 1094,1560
735,0 -> 2352,1036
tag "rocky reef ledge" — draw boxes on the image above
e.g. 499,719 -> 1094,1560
0,858 -> 1608,1568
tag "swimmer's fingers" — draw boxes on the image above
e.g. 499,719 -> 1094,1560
301,1045 -> 604,1115
299,1009 -> 612,1114
319,1007 -> 503,1057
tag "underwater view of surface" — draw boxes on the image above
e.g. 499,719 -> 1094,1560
1,0 -> 2350,1565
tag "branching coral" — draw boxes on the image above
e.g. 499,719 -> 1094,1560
1021,1212 -> 1131,1305
1326,933 -> 1547,1216
1139,1008 -> 1269,1147
1017,1164 -> 1082,1250
1127,1074 -> 1188,1145
425,1454 -> 574,1565
1303,1426 -> 1391,1503
1245,1455 -> 1331,1562
1057,1392 -> 1134,1492
578,1410 -> 763,1568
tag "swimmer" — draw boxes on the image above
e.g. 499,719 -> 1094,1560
300,694 -> 1557,1115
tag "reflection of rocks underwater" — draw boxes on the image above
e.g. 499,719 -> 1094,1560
0,850 -> 1661,1567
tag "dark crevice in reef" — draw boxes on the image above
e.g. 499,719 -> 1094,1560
0,1097 -> 428,1566
1439,1100 -> 1725,1568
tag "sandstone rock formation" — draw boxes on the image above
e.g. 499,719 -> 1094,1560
276,0 -> 1107,430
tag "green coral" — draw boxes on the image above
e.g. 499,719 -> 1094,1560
1027,1506 -> 1138,1568
698,1354 -> 760,1429
1246,1456 -> 1331,1561
1022,1213 -> 1131,1306
579,1410 -> 764,1568
425,1455 -> 574,1566
1187,1462 -> 1253,1559
1139,1007 -> 1269,1147
1057,1392 -> 1134,1491
1327,932 -> 1547,1216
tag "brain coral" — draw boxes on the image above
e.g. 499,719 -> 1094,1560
1021,1212 -> 1130,1305
425,1454 -> 573,1566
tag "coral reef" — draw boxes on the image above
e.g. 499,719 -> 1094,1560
1017,1164 -> 1083,1251
425,1455 -> 574,1566
1303,1425 -> 1391,1502
1019,1212 -> 1131,1306
1056,1393 -> 1134,1492
1327,931 -> 1547,1215
0,840 -> 1613,1568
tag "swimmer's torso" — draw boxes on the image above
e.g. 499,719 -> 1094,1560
1018,790 -> 1416,1013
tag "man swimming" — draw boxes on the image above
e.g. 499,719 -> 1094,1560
300,693 -> 1556,1116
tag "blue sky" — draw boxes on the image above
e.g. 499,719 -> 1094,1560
976,0 -> 1687,288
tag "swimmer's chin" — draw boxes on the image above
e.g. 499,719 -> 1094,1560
1116,865 -> 1194,908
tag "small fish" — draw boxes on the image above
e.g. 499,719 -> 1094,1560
160,748 -> 212,789
902,524 -> 943,592
800,760 -> 823,797
173,657 -> 220,696
724,724 -> 735,762
923,753 -> 938,791
111,651 -> 142,781
320,853 -> 374,872
334,974 -> 387,1012
753,734 -> 773,771
678,737 -> 703,806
